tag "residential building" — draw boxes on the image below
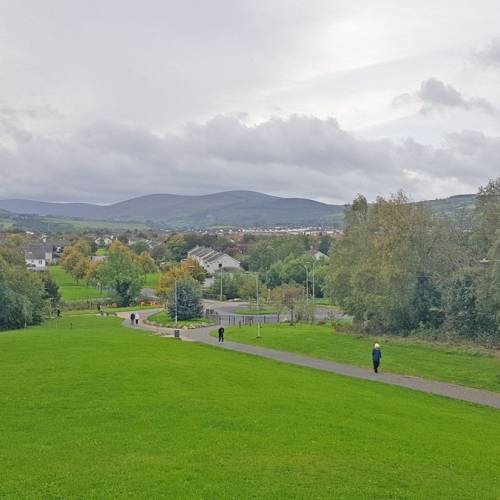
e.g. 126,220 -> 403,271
25,244 -> 53,271
188,246 -> 241,274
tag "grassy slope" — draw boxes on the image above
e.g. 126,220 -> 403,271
50,265 -> 108,301
221,323 -> 500,392
0,316 -> 499,498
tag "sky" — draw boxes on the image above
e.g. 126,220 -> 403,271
1,0 -> 500,205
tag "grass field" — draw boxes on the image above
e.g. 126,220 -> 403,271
50,265 -> 109,301
43,216 -> 150,231
0,315 -> 498,498
220,323 -> 500,392
148,310 -> 212,328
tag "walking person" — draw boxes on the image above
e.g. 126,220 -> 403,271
135,312 -> 140,325
130,312 -> 135,325
372,343 -> 382,373
218,326 -> 225,344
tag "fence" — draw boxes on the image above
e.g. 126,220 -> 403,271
205,313 -> 284,326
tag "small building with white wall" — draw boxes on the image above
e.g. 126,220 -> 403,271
25,244 -> 53,271
188,246 -> 241,274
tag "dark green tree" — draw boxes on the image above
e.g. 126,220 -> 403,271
168,280 -> 203,320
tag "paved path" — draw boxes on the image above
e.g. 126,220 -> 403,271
119,311 -> 500,410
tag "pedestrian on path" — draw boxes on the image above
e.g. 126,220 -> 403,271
130,312 -> 135,325
135,312 -> 140,325
372,343 -> 382,373
218,326 -> 224,344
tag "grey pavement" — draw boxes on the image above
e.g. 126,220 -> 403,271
120,310 -> 500,410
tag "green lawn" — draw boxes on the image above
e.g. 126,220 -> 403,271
0,316 -> 498,498
147,310 -> 212,328
221,323 -> 500,392
50,265 -> 108,301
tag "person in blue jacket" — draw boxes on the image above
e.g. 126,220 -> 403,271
372,343 -> 382,373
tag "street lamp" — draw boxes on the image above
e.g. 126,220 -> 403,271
302,264 -> 309,304
174,278 -> 178,325
311,262 -> 315,302
218,262 -> 223,302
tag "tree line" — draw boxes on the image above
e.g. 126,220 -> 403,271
327,178 -> 500,344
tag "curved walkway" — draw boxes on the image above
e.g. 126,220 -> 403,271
119,311 -> 500,410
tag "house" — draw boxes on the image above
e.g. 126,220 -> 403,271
44,239 -> 69,262
95,237 -> 114,247
25,244 -> 53,271
90,255 -> 107,263
308,250 -> 328,261
187,246 -> 241,274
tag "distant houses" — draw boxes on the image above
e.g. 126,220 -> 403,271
25,244 -> 54,271
308,249 -> 328,261
188,246 -> 241,274
24,240 -> 69,270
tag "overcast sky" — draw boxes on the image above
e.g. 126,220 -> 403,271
1,0 -> 500,204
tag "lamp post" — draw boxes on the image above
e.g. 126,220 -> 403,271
311,262 -> 315,302
219,262 -> 223,302
302,264 -> 309,304
174,278 -> 178,325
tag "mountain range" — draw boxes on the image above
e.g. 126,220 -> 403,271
0,191 -> 476,229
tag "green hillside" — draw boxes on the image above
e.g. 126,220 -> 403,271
0,315 -> 498,498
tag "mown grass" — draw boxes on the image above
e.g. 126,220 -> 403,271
0,316 -> 498,498
50,265 -> 108,301
148,310 -> 212,328
221,323 -> 500,392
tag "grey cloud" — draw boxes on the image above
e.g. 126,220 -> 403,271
393,78 -> 499,116
0,113 -> 497,204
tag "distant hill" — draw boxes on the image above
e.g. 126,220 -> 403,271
0,191 -> 345,228
0,191 -> 477,229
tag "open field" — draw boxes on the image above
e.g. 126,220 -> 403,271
220,323 -> 500,392
147,310 -> 212,328
43,216 -> 150,231
0,315 -> 498,498
49,265 -> 109,301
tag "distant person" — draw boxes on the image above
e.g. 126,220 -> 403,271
135,312 -> 140,325
372,343 -> 382,373
56,308 -> 61,318
218,326 -> 224,344
130,312 -> 135,325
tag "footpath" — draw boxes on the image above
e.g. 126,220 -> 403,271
118,311 -> 500,410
